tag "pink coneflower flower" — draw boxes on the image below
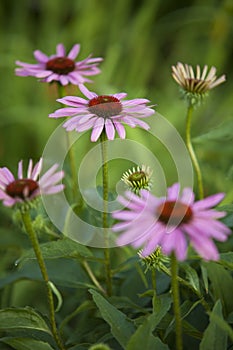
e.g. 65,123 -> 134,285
112,183 -> 231,261
49,84 -> 154,142
0,158 -> 64,207
15,43 -> 102,86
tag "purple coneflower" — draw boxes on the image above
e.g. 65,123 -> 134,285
49,84 -> 154,142
15,43 -> 102,86
121,165 -> 153,194
0,158 -> 64,207
112,183 -> 231,261
172,62 -> 226,95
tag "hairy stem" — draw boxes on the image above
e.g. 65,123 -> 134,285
82,260 -> 106,294
185,104 -> 204,199
160,264 -> 210,312
100,131 -> 112,296
21,209 -> 65,350
171,253 -> 183,350
57,83 -> 81,206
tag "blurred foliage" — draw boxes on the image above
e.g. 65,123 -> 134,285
0,0 -> 233,349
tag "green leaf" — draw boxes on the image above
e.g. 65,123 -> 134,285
126,294 -> 171,350
193,120 -> 233,143
164,299 -> 202,338
181,263 -> 200,293
205,262 -> 233,314
219,252 -> 233,269
0,258 -> 94,290
18,237 -> 94,265
182,320 -> 203,340
89,289 -> 135,348
0,307 -> 51,334
200,300 -> 228,350
128,335 -> 168,350
200,264 -> 209,293
0,337 -> 54,350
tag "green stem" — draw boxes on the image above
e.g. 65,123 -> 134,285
160,264 -> 210,312
82,260 -> 106,294
57,84 -> 81,206
171,253 -> 183,350
151,268 -> 156,292
100,131 -> 112,296
185,104 -> 204,199
21,209 -> 65,350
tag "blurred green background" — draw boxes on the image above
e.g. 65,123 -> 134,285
0,0 -> 233,198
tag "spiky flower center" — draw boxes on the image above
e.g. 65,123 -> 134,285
88,95 -> 122,118
46,57 -> 75,74
128,171 -> 146,183
157,200 -> 193,225
186,78 -> 210,93
6,179 -> 39,199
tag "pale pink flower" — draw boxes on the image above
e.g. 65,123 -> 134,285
49,84 -> 154,142
15,43 -> 102,86
112,183 -> 231,261
0,158 -> 64,207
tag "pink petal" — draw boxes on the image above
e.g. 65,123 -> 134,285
18,161 -> 23,179
39,164 -> 59,184
105,119 -> 115,140
113,92 -> 127,100
180,187 -> 195,205
57,96 -> 88,107
41,184 -> 65,195
114,121 -> 126,139
79,84 -> 97,99
68,44 -> 80,59
190,235 -> 219,261
27,159 -> 33,178
56,43 -> 66,56
167,183 -> 180,201
31,158 -> 43,180
60,75 -> 69,85
0,168 -> 14,184
193,193 -> 225,210
162,229 -> 187,261
91,118 -> 105,142
33,50 -> 48,63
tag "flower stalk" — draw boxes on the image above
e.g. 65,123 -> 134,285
57,84 -> 81,206
100,131 -> 112,296
185,104 -> 204,199
20,208 -> 65,350
171,252 -> 183,350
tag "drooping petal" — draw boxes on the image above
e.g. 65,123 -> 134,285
90,118 -> 105,142
193,193 -> 225,210
105,119 -> 115,140
114,121 -> 126,139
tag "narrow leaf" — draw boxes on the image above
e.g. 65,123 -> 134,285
0,337 -> 54,350
89,289 -> 135,348
0,307 -> 51,334
181,263 -> 200,293
193,120 -> 233,143
200,300 -> 228,350
126,294 -> 171,350
18,237 -> 94,265
205,262 -> 233,314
